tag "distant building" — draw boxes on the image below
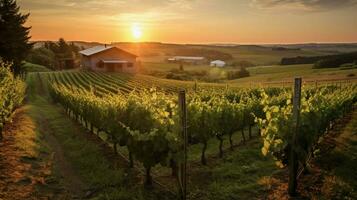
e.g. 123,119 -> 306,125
79,45 -> 137,73
167,56 -> 206,65
210,60 -> 226,67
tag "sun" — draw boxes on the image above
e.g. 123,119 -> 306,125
131,23 -> 142,40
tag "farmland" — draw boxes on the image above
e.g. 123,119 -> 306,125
142,62 -> 357,84
21,70 -> 356,199
97,43 -> 353,65
2,59 -> 357,199
42,71 -> 242,94
230,64 -> 357,85
2,0 -> 357,199
0,61 -> 356,199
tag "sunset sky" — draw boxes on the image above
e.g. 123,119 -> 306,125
18,0 -> 357,44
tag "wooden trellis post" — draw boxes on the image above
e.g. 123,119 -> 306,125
288,77 -> 302,196
178,90 -> 188,200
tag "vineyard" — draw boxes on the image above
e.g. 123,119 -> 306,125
32,71 -> 357,198
40,71 -> 244,95
2,0 -> 357,198
0,65 -> 26,140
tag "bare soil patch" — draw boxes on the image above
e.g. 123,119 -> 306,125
0,107 -> 70,200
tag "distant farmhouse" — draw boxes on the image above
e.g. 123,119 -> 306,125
79,45 -> 137,73
210,60 -> 226,67
167,56 -> 206,65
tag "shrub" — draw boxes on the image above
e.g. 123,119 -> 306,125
226,67 -> 250,80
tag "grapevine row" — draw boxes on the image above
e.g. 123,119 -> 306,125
47,77 -> 268,186
256,84 -> 357,168
46,71 -> 246,94
0,65 -> 26,140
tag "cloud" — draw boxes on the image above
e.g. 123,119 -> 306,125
16,0 -> 200,42
18,0 -> 196,25
251,0 -> 357,11
18,0 -> 194,14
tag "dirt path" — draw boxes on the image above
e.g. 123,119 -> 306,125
0,107 -> 71,200
0,73 -> 88,199
39,117 -> 87,198
28,73 -> 88,198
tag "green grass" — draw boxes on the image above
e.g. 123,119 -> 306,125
23,62 -> 51,72
188,139 -> 278,200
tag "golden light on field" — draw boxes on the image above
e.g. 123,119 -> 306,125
131,23 -> 142,40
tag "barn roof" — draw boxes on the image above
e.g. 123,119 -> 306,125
79,45 -> 137,57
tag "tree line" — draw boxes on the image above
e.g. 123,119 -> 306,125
0,0 -> 81,75
281,52 -> 357,68
27,38 -> 82,70
0,0 -> 32,76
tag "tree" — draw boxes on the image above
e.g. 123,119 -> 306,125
27,47 -> 56,69
0,0 -> 33,76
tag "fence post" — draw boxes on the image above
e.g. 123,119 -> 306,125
178,90 -> 187,200
288,77 -> 302,196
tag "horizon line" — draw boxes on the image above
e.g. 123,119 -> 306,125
30,40 -> 357,46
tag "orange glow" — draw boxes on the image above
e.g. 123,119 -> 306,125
18,0 -> 357,44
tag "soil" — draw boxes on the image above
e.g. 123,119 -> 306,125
0,108 -> 72,200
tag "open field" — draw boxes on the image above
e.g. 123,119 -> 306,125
35,41 -> 354,66
140,62 -> 357,85
231,64 -> 357,84
106,43 -> 357,65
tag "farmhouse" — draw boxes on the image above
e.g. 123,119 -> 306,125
210,60 -> 226,67
79,45 -> 137,73
167,56 -> 206,65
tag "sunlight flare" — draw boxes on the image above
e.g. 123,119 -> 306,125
131,23 -> 142,40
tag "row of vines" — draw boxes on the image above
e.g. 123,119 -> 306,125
45,71 -> 285,186
256,82 -> 357,194
43,71 -> 357,195
257,84 -> 357,167
0,64 -> 26,140
44,71 -> 239,95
